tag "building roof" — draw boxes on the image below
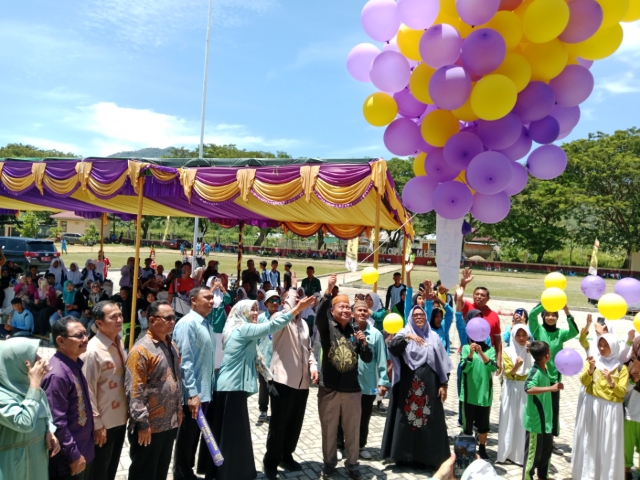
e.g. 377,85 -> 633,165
50,211 -> 88,220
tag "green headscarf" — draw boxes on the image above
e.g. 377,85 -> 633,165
62,280 -> 76,310
0,338 -> 52,421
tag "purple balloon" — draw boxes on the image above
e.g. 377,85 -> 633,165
558,0 -> 603,44
443,131 -> 484,170
457,0 -> 501,26
466,317 -> 492,342
461,28 -> 506,76
419,24 -> 462,69
461,220 -> 473,236
614,278 -> 640,305
384,118 -> 422,156
581,275 -> 606,299
513,82 -> 556,123
549,65 -> 594,108
402,176 -> 440,214
370,51 -> 411,93
471,191 -> 511,224
577,57 -> 594,69
503,161 -> 529,196
497,126 -> 533,161
425,148 -> 461,182
429,65 -> 472,110
361,0 -> 401,42
477,113 -> 522,150
529,116 -> 560,144
346,43 -> 381,82
433,181 -> 474,219
549,105 -> 581,139
394,88 -> 428,118
466,151 -> 513,194
397,0 -> 440,29
527,145 -> 568,180
555,348 -> 584,376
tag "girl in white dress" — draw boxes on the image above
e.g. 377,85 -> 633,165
497,324 -> 533,465
572,333 -> 628,479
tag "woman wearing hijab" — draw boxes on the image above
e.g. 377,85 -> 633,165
391,288 -> 406,321
572,334 -> 628,479
13,275 -> 36,306
257,288 -> 267,313
235,286 -> 248,304
46,259 -> 67,286
624,337 -> 640,480
66,263 -> 83,288
80,260 -> 104,284
0,338 -> 61,479
365,292 -> 386,331
32,278 -> 57,336
497,324 -> 533,465
380,305 -> 453,469
203,297 -> 314,480
84,282 -> 110,335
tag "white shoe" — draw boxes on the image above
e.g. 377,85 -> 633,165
359,449 -> 372,460
337,450 -> 343,461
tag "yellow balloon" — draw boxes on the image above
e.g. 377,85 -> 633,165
544,272 -> 567,290
522,39 -> 568,81
598,293 -> 628,320
362,93 -> 398,127
470,74 -> 517,121
383,312 -> 404,334
409,63 -> 436,104
455,170 -> 476,193
361,266 -> 379,285
413,153 -> 427,176
483,11 -> 523,51
397,25 -> 424,61
515,0 -> 535,18
522,0 -> 570,43
493,53 -> 532,92
571,24 -> 624,60
597,0 -> 630,27
634,312 -> 640,333
421,110 -> 460,147
622,0 -> 640,21
440,0 -> 458,17
453,95 -> 480,122
541,287 -> 567,312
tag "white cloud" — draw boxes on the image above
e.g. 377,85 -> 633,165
83,0 -> 278,47
598,71 -> 640,95
13,137 -> 83,155
620,21 -> 640,55
64,102 -> 300,156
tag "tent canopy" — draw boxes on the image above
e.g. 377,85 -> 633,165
0,157 -> 414,239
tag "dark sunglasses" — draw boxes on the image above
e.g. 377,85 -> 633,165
267,298 -> 281,304
152,314 -> 176,322
65,332 -> 88,339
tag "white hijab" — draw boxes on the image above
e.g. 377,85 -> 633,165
205,276 -> 225,309
595,333 -> 621,372
587,319 -> 615,357
504,325 -> 533,376
48,258 -> 67,284
366,292 -> 383,312
257,288 -> 267,312
66,262 -> 82,285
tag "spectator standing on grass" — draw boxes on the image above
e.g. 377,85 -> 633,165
81,301 -> 127,480
43,317 -> 95,480
241,259 -> 261,300
283,262 -> 292,290
301,266 -> 321,297
61,238 -> 68,254
384,272 -> 406,311
125,301 -> 183,480
259,261 -> 269,284
267,260 -> 281,290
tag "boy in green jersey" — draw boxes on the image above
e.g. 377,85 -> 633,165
523,341 -> 564,480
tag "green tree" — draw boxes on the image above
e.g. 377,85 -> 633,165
166,144 -> 291,159
48,225 -> 64,240
17,211 -> 41,238
82,222 -> 101,251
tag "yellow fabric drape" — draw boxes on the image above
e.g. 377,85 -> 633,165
252,178 -> 303,203
1,171 -> 34,192
88,170 -> 128,198
300,165 -> 320,202
283,222 -> 324,237
43,175 -> 79,195
193,180 -> 239,203
150,167 -> 178,182
127,161 -> 146,195
179,168 -> 198,202
31,163 -> 46,195
314,177 -> 372,206
75,162 -> 93,193
69,191 -> 186,217
328,224 -> 368,239
0,195 -> 62,212
370,159 -> 387,194
236,169 -> 256,202
282,222 -> 367,240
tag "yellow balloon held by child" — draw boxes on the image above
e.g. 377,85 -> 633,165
598,293 -> 628,320
634,312 -> 640,334
540,287 -> 567,312
383,312 -> 404,334
361,266 -> 379,285
544,272 -> 567,290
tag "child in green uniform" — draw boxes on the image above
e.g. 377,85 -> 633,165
523,341 -> 563,480
460,338 -> 498,459
528,303 -> 578,449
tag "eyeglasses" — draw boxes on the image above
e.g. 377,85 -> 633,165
267,298 -> 281,304
65,332 -> 88,339
152,314 -> 176,322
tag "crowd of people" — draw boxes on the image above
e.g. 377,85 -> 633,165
1,254 -> 639,480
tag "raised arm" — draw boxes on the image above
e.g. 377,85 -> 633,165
561,305 -> 579,341
528,303 -> 544,340
315,274 -> 336,336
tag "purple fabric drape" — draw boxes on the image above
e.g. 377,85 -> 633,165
1,162 -> 34,178
88,160 -> 129,184
317,164 -> 371,186
195,169 -> 238,187
43,161 -> 80,180
254,165 -> 302,184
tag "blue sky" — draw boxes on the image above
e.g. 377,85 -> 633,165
1,1 -> 639,159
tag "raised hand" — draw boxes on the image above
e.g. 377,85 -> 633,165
460,267 -> 474,288
628,329 -> 636,344
26,359 -> 48,389
406,262 -> 414,273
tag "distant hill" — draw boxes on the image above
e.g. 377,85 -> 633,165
107,147 -> 175,158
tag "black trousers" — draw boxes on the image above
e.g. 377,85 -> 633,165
258,375 -> 270,413
86,424 -> 126,480
173,402 -> 209,479
129,427 -> 177,480
263,382 -> 310,470
523,431 -> 553,480
551,389 -> 560,437
337,394 -> 376,450
51,464 -> 92,480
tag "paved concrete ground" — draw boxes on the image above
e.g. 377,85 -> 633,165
24,271 -> 640,479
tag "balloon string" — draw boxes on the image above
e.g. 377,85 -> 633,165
360,214 -> 417,265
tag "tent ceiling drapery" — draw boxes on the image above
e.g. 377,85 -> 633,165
0,157 -> 414,239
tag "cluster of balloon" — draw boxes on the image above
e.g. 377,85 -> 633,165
348,0 -> 638,223
580,274 -> 639,321
540,272 -> 568,311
